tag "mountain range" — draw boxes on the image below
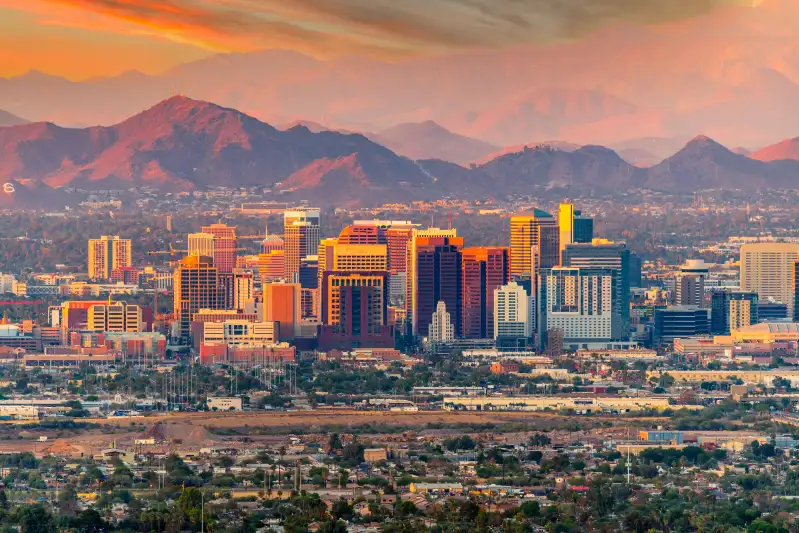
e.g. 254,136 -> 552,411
2,96 -> 799,209
1,0 -> 799,149
0,110 -> 28,127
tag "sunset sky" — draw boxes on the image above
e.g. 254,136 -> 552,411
1,0 -> 755,80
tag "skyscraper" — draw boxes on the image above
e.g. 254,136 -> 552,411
88,236 -> 131,280
711,290 -> 759,335
540,266 -> 622,348
494,281 -> 534,340
201,223 -> 238,274
284,209 -> 320,283
320,271 -> 391,349
674,259 -> 709,307
429,301 -> 455,343
173,255 -> 220,341
188,232 -> 215,259
263,282 -> 302,341
406,228 -> 458,327
410,234 -> 464,337
510,210 -> 559,279
562,241 -> 632,338
558,203 -> 594,261
233,269 -> 255,313
740,243 -> 799,317
258,251 -> 285,283
461,247 -> 510,339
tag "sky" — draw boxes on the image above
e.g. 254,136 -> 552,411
1,0 -> 756,80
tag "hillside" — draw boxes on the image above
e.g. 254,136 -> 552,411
645,135 -> 799,190
750,137 -> 799,162
0,96 -> 430,203
368,121 -> 498,164
0,110 -> 28,127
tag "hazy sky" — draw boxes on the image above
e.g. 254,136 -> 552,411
1,0 -> 754,80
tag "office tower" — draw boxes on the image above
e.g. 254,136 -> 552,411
173,255 -> 220,341
188,232 -> 215,259
711,290 -> 759,335
233,269 -> 255,313
283,209 -> 321,283
88,236 -> 131,280
653,306 -> 710,346
495,281 -> 534,339
201,223 -> 237,274
409,234 -> 464,337
258,251 -> 285,283
510,210 -> 559,279
406,228 -> 458,328
558,203 -> 593,258
263,282 -> 301,340
675,259 -> 709,307
740,243 -> 799,317
795,256 -> 799,322
319,271 -> 392,349
429,301 -> 455,343
461,247 -> 510,339
562,241 -> 632,338
262,222 -> 284,255
300,256 -> 319,318
540,266 -> 622,347
87,302 -> 142,333
759,301 -> 788,322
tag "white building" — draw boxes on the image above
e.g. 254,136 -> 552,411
543,267 -> 617,344
207,397 -> 242,411
429,301 -> 454,343
0,273 -> 16,294
200,320 -> 279,346
188,232 -> 215,258
494,281 -> 533,339
740,243 -> 799,316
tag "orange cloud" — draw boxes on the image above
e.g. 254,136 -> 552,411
17,0 -> 754,57
1,0 -> 753,79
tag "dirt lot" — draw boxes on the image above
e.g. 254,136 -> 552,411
84,409 -> 665,431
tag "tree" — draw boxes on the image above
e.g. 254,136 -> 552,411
76,508 -> 108,533
330,498 -> 353,521
13,504 -> 54,533
318,519 -> 348,533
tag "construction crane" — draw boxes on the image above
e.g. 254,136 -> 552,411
147,243 -> 190,257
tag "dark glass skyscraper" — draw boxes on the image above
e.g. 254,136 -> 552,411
462,247 -> 510,339
414,238 -> 463,338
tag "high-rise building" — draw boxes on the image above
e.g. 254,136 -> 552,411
233,269 -> 255,313
319,271 -> 392,349
406,228 -> 458,328
510,210 -> 559,279
87,302 -> 143,333
173,255 -> 220,341
299,256 -> 319,319
201,223 -> 238,274
262,222 -> 284,255
558,203 -> 593,259
409,233 -> 463,337
346,221 -> 419,306
561,241 -> 633,338
653,306 -> 710,347
284,209 -> 320,283
494,281 -> 534,340
188,233 -> 215,259
88,236 -> 131,280
675,259 -> 709,307
429,301 -> 455,343
711,290 -> 759,335
263,282 -> 302,341
740,243 -> 799,317
461,247 -> 510,339
540,266 -> 622,348
258,251 -> 285,283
